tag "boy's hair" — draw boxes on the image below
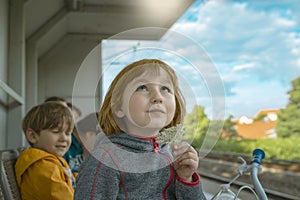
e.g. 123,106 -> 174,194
44,96 -> 82,118
22,102 -> 75,146
98,59 -> 186,135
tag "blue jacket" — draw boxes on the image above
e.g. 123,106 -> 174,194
63,135 -> 83,173
75,133 -> 207,200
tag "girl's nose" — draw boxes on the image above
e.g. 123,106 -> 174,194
152,98 -> 162,104
151,88 -> 163,104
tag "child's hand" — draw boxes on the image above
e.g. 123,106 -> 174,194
172,142 -> 199,182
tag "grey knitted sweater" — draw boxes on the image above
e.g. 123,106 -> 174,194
74,133 -> 207,200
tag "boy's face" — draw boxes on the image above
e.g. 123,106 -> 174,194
31,126 -> 72,157
116,67 -> 176,136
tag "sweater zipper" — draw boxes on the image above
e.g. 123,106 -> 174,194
151,138 -> 159,152
150,137 -> 174,199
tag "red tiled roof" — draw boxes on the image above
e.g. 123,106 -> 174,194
235,120 -> 277,139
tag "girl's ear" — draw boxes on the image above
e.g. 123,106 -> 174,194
114,110 -> 125,118
25,128 -> 38,144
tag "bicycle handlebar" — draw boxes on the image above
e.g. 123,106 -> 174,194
211,149 -> 268,200
251,149 -> 265,165
250,149 -> 268,200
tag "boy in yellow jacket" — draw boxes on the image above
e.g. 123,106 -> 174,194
15,101 -> 75,200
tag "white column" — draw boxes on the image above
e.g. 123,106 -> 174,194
7,0 -> 26,148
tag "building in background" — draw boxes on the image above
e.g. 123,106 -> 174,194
234,109 -> 279,139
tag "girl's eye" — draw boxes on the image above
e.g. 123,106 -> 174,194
161,86 -> 171,93
136,85 -> 148,92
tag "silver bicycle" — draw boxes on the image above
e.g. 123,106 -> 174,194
211,149 -> 268,200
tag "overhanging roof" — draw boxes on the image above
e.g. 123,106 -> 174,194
25,0 -> 195,58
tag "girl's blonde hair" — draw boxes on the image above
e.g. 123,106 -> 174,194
98,59 -> 185,135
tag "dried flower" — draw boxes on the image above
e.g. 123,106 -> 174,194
157,124 -> 185,145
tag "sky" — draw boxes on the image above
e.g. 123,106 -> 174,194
101,0 -> 300,120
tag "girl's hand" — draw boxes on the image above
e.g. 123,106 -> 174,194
172,142 -> 199,182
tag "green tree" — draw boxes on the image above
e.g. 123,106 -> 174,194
222,114 -> 240,139
254,114 -> 267,121
276,77 -> 300,137
183,105 -> 210,148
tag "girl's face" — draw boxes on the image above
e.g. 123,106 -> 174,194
116,67 -> 176,137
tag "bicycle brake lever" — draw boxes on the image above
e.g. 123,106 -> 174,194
237,156 -> 248,175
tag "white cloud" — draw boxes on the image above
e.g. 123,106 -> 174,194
275,17 -> 295,27
172,1 -> 300,79
233,63 -> 256,71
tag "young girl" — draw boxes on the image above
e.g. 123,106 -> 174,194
74,59 -> 207,200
